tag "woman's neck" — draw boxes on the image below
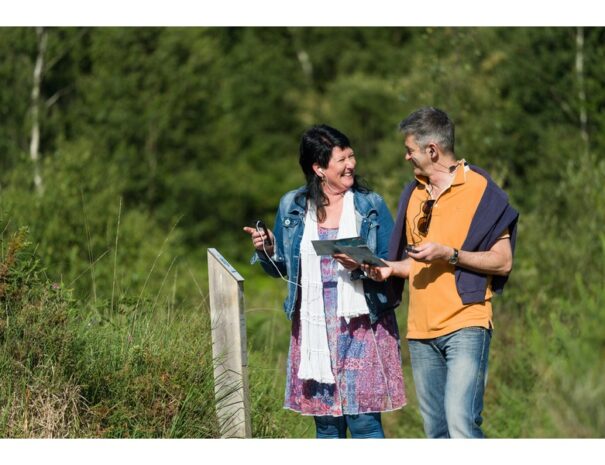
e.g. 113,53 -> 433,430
322,185 -> 347,200
322,178 -> 347,197
318,188 -> 346,227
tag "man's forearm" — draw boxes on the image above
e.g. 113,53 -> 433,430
456,247 -> 512,276
387,258 -> 412,279
406,239 -> 513,277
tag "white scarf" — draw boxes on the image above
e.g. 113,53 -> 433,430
297,189 -> 370,384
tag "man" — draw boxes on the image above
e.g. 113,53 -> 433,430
363,107 -> 518,438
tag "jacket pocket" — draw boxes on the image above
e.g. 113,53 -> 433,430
281,215 -> 301,254
365,220 -> 378,252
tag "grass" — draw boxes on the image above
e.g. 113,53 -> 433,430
0,227 -> 314,438
0,227 -> 220,437
0,244 -> 222,437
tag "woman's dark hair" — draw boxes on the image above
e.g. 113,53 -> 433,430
298,124 -> 368,223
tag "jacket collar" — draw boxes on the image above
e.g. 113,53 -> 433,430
285,186 -> 307,215
353,190 -> 377,217
287,186 -> 376,218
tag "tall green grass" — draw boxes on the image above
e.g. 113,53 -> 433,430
0,227 -> 301,438
0,227 -> 219,437
2,221 -> 603,437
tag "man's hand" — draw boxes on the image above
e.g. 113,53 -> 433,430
406,242 -> 451,262
360,261 -> 396,281
407,239 -> 513,276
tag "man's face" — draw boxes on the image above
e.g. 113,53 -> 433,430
404,134 -> 430,177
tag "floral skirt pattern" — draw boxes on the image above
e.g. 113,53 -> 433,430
284,227 -> 406,416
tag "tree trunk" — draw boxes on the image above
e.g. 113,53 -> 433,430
288,27 -> 313,80
575,27 -> 589,157
30,27 -> 47,194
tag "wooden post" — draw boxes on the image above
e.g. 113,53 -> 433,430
207,248 -> 251,438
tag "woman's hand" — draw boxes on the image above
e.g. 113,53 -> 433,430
243,226 -> 275,256
332,253 -> 360,271
360,262 -> 395,282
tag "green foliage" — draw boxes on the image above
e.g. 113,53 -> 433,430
534,277 -> 605,437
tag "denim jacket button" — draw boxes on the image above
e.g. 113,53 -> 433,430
284,218 -> 291,226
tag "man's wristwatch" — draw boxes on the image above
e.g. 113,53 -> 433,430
448,248 -> 459,265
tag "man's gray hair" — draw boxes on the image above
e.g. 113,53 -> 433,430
399,107 -> 455,154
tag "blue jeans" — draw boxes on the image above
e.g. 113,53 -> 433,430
408,327 -> 491,438
314,413 -> 385,438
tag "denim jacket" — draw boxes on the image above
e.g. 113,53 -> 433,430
251,186 -> 398,323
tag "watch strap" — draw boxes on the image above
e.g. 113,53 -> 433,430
448,248 -> 459,265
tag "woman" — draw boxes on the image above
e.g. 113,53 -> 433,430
243,125 -> 406,438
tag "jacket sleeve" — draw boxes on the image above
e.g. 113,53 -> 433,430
386,182 -> 416,308
388,181 -> 416,261
361,194 -> 402,317
374,195 -> 394,259
250,200 -> 287,279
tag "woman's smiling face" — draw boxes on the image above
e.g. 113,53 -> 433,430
319,146 -> 356,194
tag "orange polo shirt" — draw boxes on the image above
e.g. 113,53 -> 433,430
405,162 -> 498,339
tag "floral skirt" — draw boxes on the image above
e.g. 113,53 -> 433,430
284,229 -> 406,416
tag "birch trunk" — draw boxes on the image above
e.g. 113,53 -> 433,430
30,27 -> 47,194
288,27 -> 313,80
575,27 -> 589,157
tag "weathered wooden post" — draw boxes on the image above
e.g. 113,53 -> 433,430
207,248 -> 251,438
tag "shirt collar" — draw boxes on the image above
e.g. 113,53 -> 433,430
451,159 -> 468,186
